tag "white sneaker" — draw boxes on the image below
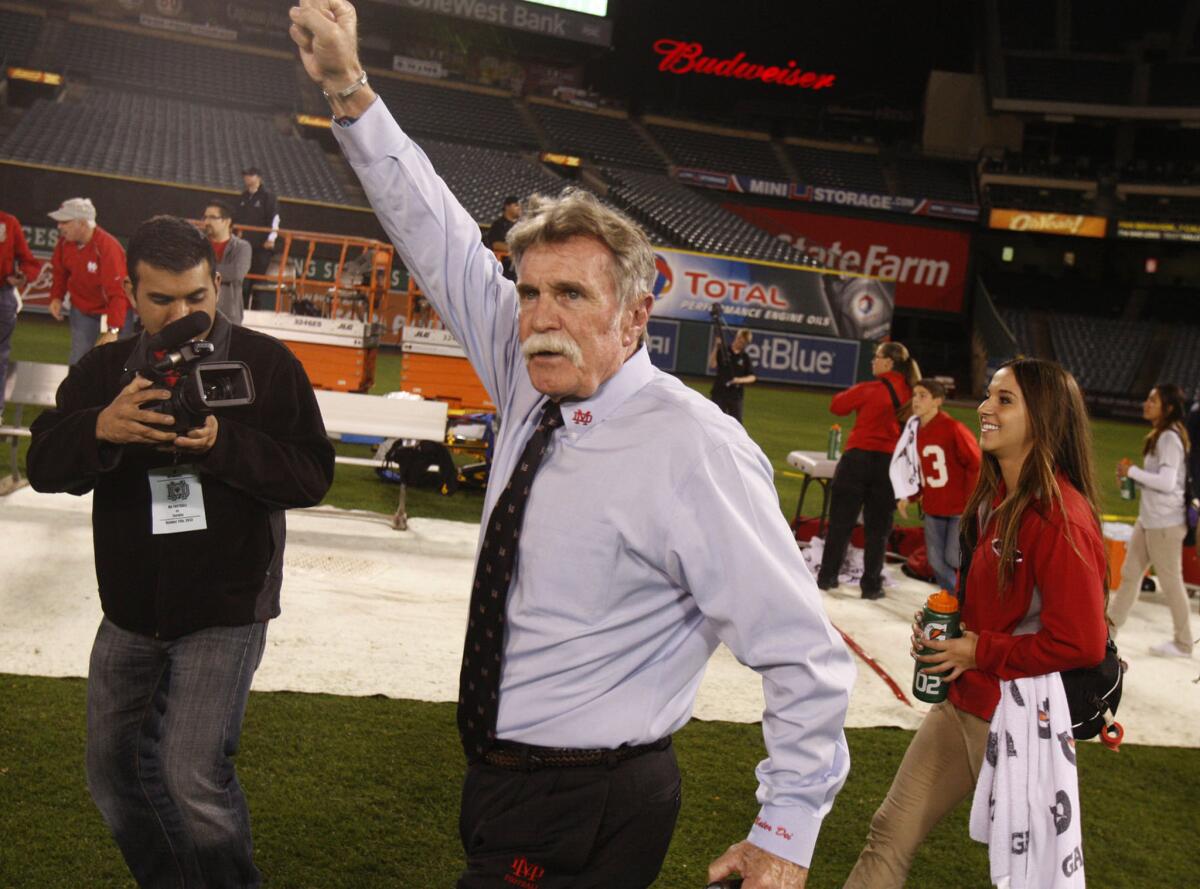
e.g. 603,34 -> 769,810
1149,640 -> 1193,659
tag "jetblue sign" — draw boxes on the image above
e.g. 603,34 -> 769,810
713,328 -> 859,388
646,318 -> 679,372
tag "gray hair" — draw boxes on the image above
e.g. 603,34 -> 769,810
506,188 -> 655,308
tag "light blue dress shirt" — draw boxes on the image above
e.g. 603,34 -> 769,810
334,98 -> 856,867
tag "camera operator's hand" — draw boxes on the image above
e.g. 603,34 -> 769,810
96,376 -> 179,446
173,415 -> 218,455
708,841 -> 808,889
95,330 -> 118,348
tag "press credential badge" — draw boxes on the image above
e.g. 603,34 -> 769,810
148,466 -> 207,534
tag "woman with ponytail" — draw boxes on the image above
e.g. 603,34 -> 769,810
1108,383 -> 1193,658
817,341 -> 920,599
843,359 -> 1108,887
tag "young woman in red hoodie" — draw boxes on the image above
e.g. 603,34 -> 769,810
817,341 -> 920,599
843,358 -> 1109,888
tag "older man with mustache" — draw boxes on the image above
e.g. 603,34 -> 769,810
289,3 -> 855,887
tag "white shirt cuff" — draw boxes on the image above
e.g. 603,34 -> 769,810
331,97 -> 406,169
745,804 -> 823,867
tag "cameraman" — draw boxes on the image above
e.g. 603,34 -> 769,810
709,327 -> 756,423
27,215 -> 335,888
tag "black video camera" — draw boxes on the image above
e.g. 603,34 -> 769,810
134,314 -> 255,433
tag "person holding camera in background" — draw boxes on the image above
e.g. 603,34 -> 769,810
27,215 -> 334,888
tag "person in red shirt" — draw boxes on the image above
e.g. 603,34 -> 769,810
843,358 -> 1108,889
1,209 -> 42,417
47,198 -> 131,365
817,340 -> 920,599
897,378 -> 982,591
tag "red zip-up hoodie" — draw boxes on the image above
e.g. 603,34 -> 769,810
830,370 -> 911,453
948,475 -> 1108,722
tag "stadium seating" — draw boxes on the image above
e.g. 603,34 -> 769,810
786,144 -> 888,193
369,78 -> 537,150
0,9 -> 42,68
1005,55 -> 1134,106
982,183 -> 1094,214
530,102 -> 663,170
1159,326 -> 1200,394
1119,192 -> 1200,220
646,123 -> 786,180
416,139 -> 567,222
1148,63 -> 1200,107
55,22 -> 297,111
1047,313 -> 1153,395
0,91 -> 346,204
893,156 -> 976,203
998,307 -> 1037,357
603,167 -> 804,263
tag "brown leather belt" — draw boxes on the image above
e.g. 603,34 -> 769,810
481,736 -> 672,772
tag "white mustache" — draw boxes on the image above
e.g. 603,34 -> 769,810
522,331 -> 583,368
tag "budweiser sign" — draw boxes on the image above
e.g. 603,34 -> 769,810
652,39 -> 835,90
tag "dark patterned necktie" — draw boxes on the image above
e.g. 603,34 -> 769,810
457,400 -> 564,760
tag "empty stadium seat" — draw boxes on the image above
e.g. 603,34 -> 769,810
0,9 -> 42,68
56,22 -> 297,111
1047,314 -> 1153,396
787,144 -> 887,193
893,156 -> 976,203
1005,55 -> 1133,106
369,78 -> 536,150
603,167 -> 806,263
1158,326 -> 1200,394
416,139 -> 568,222
646,124 -> 786,180
0,91 -> 346,204
531,102 -> 663,171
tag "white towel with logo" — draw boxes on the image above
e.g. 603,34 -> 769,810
969,674 -> 1085,889
888,415 -> 922,501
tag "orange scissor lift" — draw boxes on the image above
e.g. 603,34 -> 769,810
398,277 -> 496,412
237,224 -> 394,392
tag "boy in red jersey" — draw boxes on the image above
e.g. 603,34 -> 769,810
897,379 -> 981,591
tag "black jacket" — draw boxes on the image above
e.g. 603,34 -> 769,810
235,186 -> 278,251
28,316 -> 335,639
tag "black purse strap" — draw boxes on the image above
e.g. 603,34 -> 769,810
880,376 -> 901,411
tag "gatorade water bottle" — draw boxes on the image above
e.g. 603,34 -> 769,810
912,591 -> 962,704
1118,459 -> 1135,500
826,424 -> 843,460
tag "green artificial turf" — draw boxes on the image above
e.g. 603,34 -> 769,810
2,675 -> 1197,888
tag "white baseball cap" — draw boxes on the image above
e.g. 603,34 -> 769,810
48,197 -> 97,223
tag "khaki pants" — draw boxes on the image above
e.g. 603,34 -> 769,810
844,701 -> 990,889
1108,522 -> 1193,652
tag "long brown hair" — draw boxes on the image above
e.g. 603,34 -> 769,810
1143,383 -> 1191,458
962,358 -> 1103,594
877,341 -> 921,422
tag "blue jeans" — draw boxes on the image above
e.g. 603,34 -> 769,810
0,286 -> 15,415
87,617 -> 267,889
923,514 -> 961,593
68,307 -> 102,365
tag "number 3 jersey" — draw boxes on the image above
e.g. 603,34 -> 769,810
916,411 -> 981,517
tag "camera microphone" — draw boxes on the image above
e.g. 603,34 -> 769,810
146,312 -> 211,353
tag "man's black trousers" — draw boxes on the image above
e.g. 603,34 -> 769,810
457,743 -> 681,889
817,448 -> 896,596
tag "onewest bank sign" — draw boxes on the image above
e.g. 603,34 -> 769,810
385,0 -> 613,46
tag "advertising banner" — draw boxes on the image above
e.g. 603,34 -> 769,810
651,246 -> 895,341
646,318 -> 679,372
722,205 -> 971,314
1115,219 -> 1200,243
988,209 -> 1107,238
675,168 -> 980,222
380,0 -> 613,47
392,55 -> 447,78
708,327 -> 860,389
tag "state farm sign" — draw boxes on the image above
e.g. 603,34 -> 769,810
724,205 -> 971,313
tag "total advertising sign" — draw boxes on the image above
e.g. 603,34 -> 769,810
988,209 -> 1107,239
650,246 -> 896,341
708,327 -> 860,389
722,205 -> 971,313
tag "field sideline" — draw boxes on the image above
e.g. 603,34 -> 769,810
3,316 -> 1196,888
